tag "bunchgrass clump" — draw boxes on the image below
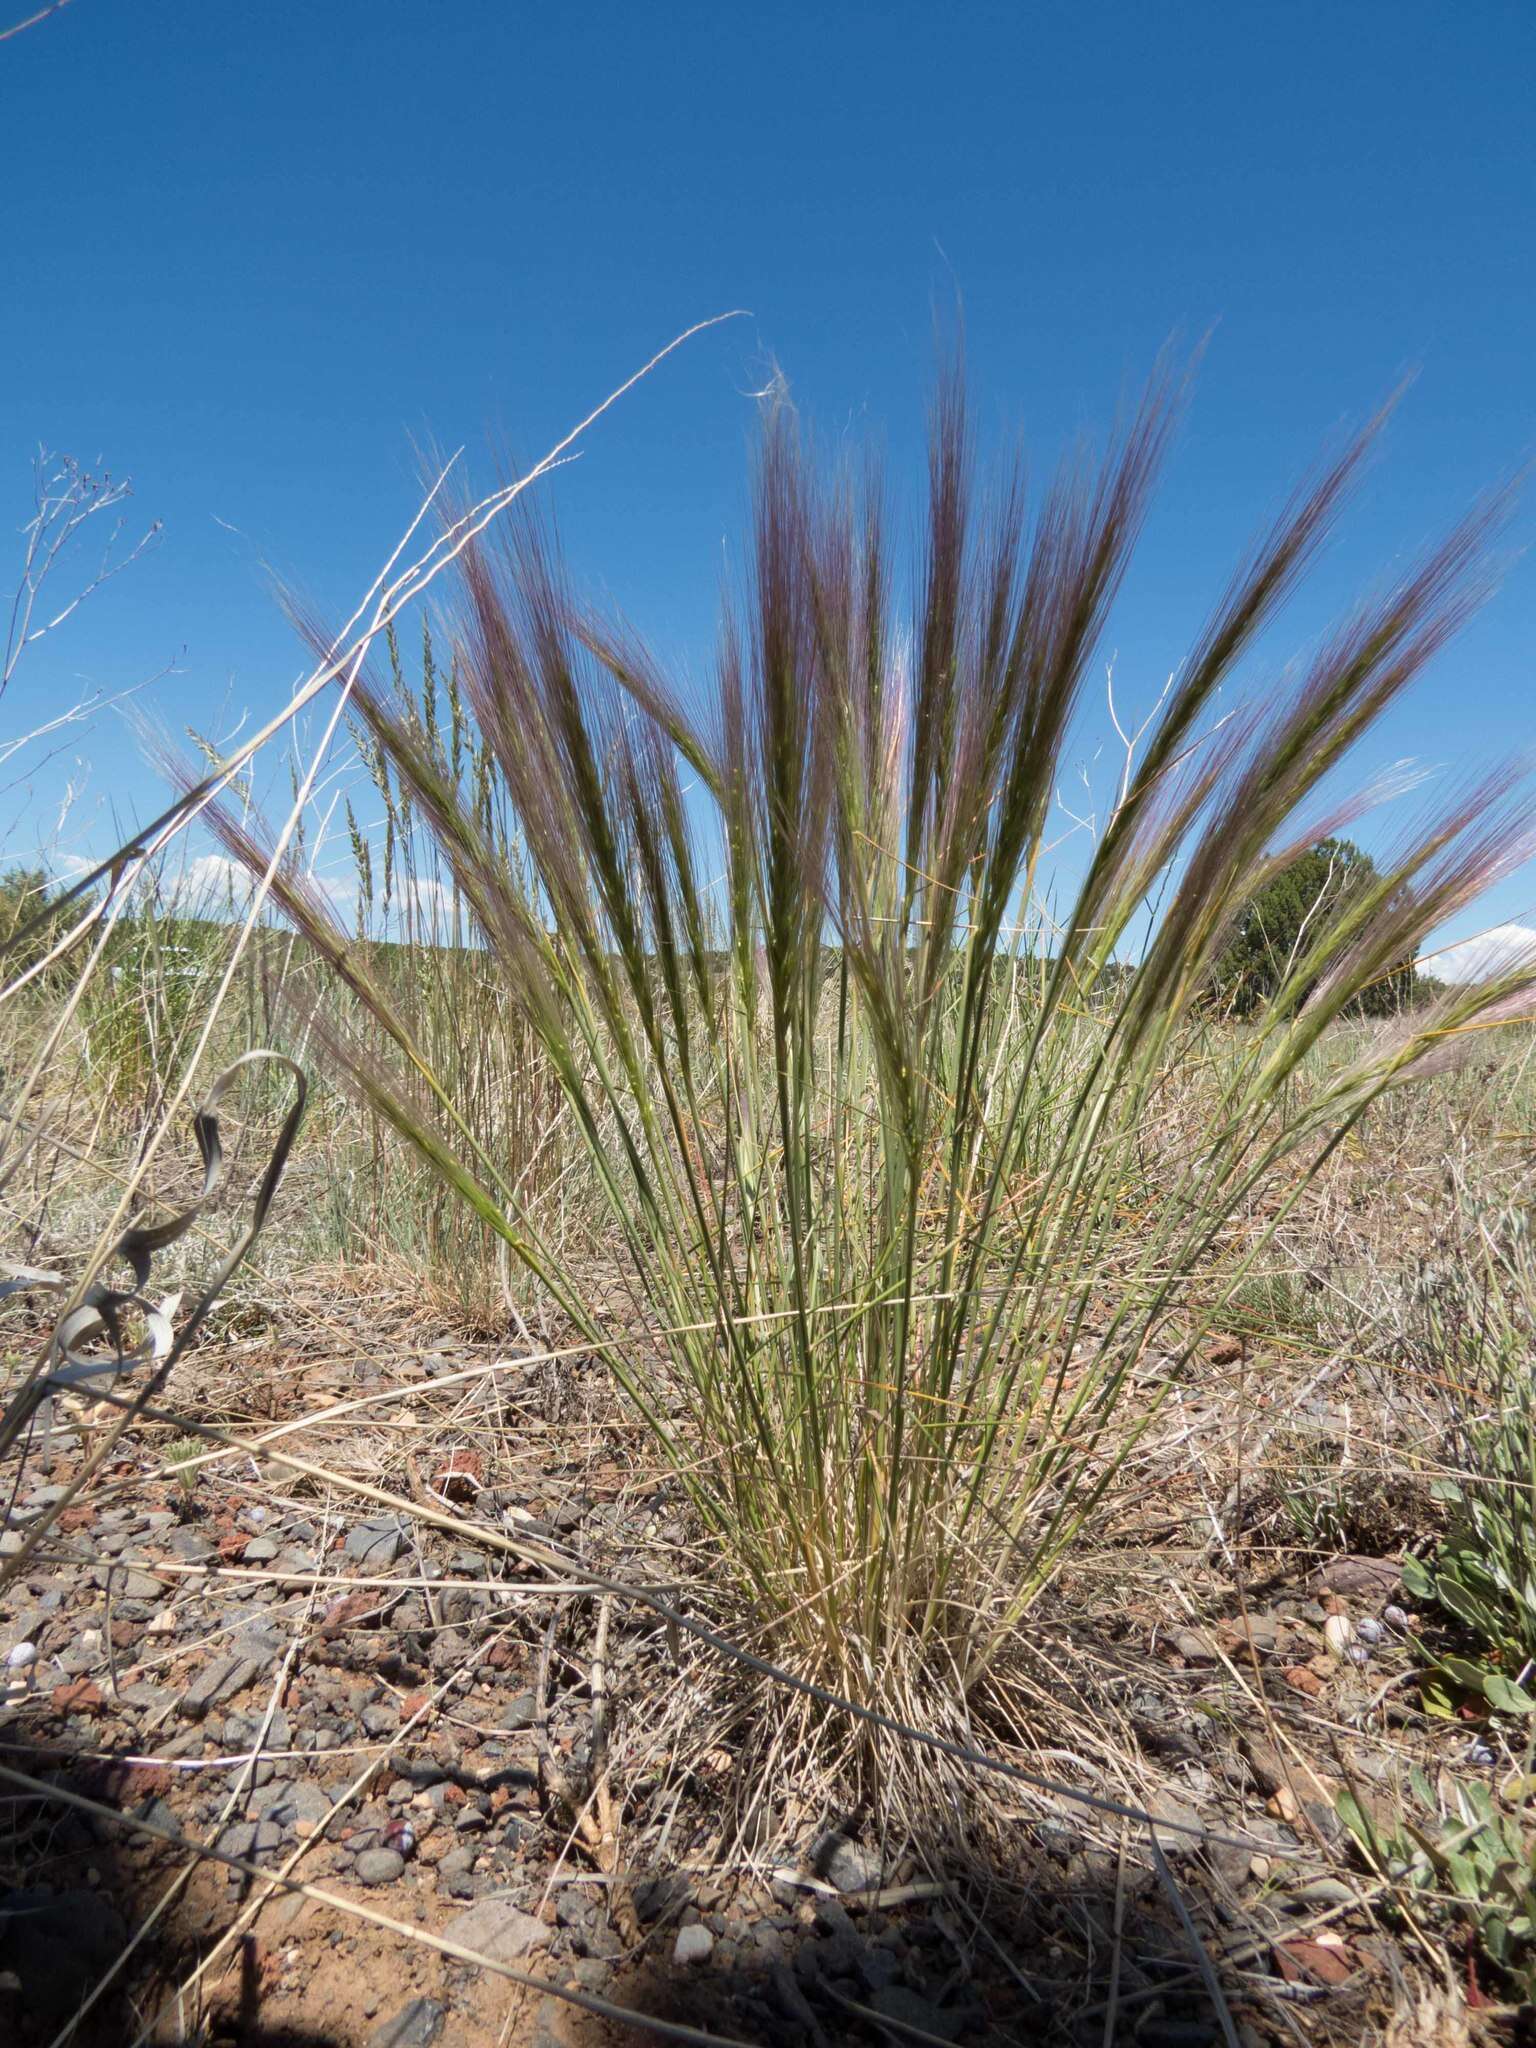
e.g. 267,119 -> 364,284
199,366 -> 1536,1785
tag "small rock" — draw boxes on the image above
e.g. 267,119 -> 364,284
1146,1789 -> 1206,1854
446,1894 -> 553,1964
1171,1626 -> 1219,1666
290,1782 -> 333,1827
179,1655 -> 244,1720
1322,1614 -> 1355,1658
4,1642 -> 36,1671
817,1834 -> 884,1894
767,1960 -> 824,2042
369,1999 -> 445,2048
242,1536 -> 279,1563
674,1923 -> 714,1965
345,1519 -> 407,1567
118,1569 -> 167,1600
1311,1556 -> 1401,1601
355,1847 -> 406,1886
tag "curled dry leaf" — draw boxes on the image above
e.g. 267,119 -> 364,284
433,1449 -> 485,1502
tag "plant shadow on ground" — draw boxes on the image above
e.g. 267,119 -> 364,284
561,1837 -> 1330,2048
0,1720 -> 346,2048
0,1701 -> 1350,2048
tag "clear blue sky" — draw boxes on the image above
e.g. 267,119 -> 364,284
3,0 -> 1534,956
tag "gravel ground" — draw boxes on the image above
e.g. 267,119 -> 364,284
0,1333 -> 1494,2046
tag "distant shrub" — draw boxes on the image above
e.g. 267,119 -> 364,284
1210,837 -> 1423,1018
0,865 -> 68,979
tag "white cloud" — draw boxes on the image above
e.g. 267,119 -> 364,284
162,854 -> 258,910
1421,923 -> 1536,985
159,855 -> 355,921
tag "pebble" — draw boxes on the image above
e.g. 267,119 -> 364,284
817,1834 -> 884,1893
1322,1614 -> 1354,1658
242,1536 -> 279,1563
368,1998 -> 445,2048
117,1569 -> 167,1600
674,1923 -> 714,1965
354,1847 -> 406,1886
1146,1789 -> 1207,1854
1171,1626 -> 1219,1665
446,1894 -> 552,1963
4,1641 -> 37,1670
345,1519 -> 407,1567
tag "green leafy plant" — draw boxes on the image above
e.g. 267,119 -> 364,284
1339,1767 -> 1536,1998
1402,1211 -> 1536,1716
164,1435 -> 203,1509
197,369 -> 1536,1782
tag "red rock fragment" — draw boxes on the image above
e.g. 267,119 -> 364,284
1275,1936 -> 1354,1986
1282,1664 -> 1324,1698
319,1591 -> 378,1636
51,1679 -> 104,1714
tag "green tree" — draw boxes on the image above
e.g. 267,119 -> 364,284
1211,838 -> 1420,1018
0,865 -> 64,976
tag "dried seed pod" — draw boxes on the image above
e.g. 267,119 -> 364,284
1354,1616 -> 1386,1645
1383,1605 -> 1410,1633
1322,1614 -> 1355,1658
